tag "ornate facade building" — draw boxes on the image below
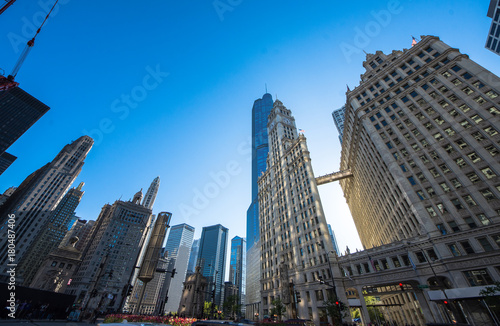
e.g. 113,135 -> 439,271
338,35 -> 500,325
258,99 -> 346,325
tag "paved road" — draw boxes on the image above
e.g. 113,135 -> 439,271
0,320 -> 99,326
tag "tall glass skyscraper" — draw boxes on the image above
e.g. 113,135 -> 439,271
186,238 -> 200,276
229,236 -> 246,316
246,93 -> 273,248
246,93 -> 273,319
161,223 -> 195,314
197,224 -> 228,308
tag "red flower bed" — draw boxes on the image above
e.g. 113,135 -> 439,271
104,314 -> 197,326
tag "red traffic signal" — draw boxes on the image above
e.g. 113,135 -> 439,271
335,301 -> 339,305
444,300 -> 448,305
399,282 -> 404,291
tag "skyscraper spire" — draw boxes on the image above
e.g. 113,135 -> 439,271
143,176 -> 160,209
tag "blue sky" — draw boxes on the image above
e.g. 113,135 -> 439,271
1,0 -> 499,278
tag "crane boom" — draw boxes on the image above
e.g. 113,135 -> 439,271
0,0 -> 16,15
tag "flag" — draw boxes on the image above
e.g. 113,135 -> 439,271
368,255 -> 378,272
408,255 -> 417,271
299,129 -> 305,133
411,36 -> 418,47
343,267 -> 353,281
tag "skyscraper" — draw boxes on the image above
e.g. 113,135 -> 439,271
66,190 -> 152,313
60,219 -> 96,252
19,182 -> 86,286
0,135 -> 93,282
197,224 -> 229,308
159,223 -> 194,314
486,0 -> 500,55
0,86 -> 50,174
143,176 -> 160,209
0,152 -> 16,176
332,106 -> 346,144
258,99 -> 342,324
246,92 -> 273,318
340,35 -> 500,249
187,238 -> 200,276
327,224 -> 340,255
229,236 -> 246,317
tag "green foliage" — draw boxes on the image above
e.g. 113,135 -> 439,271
323,297 -> 348,324
270,298 -> 286,321
480,282 -> 500,312
223,294 -> 241,318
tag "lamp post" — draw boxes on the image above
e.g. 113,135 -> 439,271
317,242 -> 342,325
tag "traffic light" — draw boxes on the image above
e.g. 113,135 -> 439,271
109,270 -> 113,279
171,268 -> 176,278
335,301 -> 339,306
295,291 -> 301,303
444,300 -> 449,305
399,282 -> 404,291
127,285 -> 133,296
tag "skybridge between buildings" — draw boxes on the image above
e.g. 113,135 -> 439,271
315,169 -> 353,185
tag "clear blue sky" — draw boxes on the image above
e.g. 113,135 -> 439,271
1,0 -> 498,277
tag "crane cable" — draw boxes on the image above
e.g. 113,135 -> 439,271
10,0 -> 60,79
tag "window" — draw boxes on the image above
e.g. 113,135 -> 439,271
443,144 -> 455,153
392,257 -> 401,268
472,80 -> 484,88
485,145 -> 499,157
484,126 -> 499,136
455,157 -> 468,168
464,217 -> 477,229
467,152 -> 481,163
437,203 -> 448,214
463,269 -> 494,286
475,96 -> 486,104
439,164 -> 451,174
451,199 -> 464,210
434,133 -> 444,141
415,251 -> 427,263
430,168 -> 441,178
426,207 -> 437,217
480,189 -> 496,201
443,127 -> 455,136
416,172 -> 426,182
408,176 -> 417,186
477,214 -> 491,226
471,131 -> 485,142
481,167 -> 497,179
488,106 -> 500,116
462,86 -> 474,95
420,154 -> 430,163
460,241 -> 475,254
427,187 -> 436,197
437,224 -> 447,235
51,261 -> 57,267
315,289 -> 324,301
450,178 -> 462,189
467,172 -> 481,183
471,114 -> 484,124
460,120 -> 472,129
448,244 -> 461,256
448,221 -> 460,232
439,183 -> 450,192
477,237 -> 494,252
455,139 -> 468,149
459,104 -> 471,113
486,90 -> 499,99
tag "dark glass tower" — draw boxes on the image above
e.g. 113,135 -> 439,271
197,224 -> 228,308
0,86 -> 50,155
229,236 -> 246,316
246,93 -> 273,250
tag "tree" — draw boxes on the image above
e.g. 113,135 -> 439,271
223,295 -> 241,319
323,297 -> 347,325
270,298 -> 286,321
480,282 -> 500,315
204,301 -> 219,318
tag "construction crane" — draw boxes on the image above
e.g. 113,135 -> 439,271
0,0 -> 59,91
0,0 -> 17,16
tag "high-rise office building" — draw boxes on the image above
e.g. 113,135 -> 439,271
66,190 -> 152,312
187,238 -> 200,276
143,176 -> 160,209
332,105 -> 346,144
246,92 -> 273,318
258,99 -> 343,324
60,219 -> 96,252
229,236 -> 246,316
0,135 -> 93,282
0,152 -> 16,176
327,224 -> 340,255
340,35 -> 500,250
19,182 -> 85,286
0,186 -> 16,206
197,224 -> 229,308
486,0 -> 500,55
159,223 -> 194,314
0,86 -> 50,174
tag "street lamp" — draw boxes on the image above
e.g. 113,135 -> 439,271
317,242 -> 342,325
